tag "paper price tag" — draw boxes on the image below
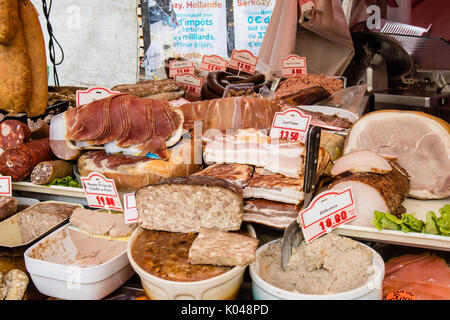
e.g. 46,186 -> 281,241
175,73 -> 203,95
0,176 -> 12,196
270,108 -> 311,143
123,193 -> 138,224
81,172 -> 123,211
298,187 -> 357,243
76,87 -> 120,107
228,49 -> 258,75
169,98 -> 190,108
281,55 -> 307,77
169,60 -> 195,78
200,55 -> 229,72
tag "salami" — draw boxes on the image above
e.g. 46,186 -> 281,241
0,137 -> 55,181
30,160 -> 73,185
0,120 -> 31,151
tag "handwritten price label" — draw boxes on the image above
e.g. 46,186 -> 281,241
169,98 -> 190,108
228,49 -> 258,75
200,55 -> 229,72
281,55 -> 307,78
175,73 -> 203,95
0,176 -> 12,196
298,188 -> 357,243
123,193 -> 137,224
81,172 -> 123,211
270,108 -> 311,143
76,87 -> 121,107
169,60 -> 195,78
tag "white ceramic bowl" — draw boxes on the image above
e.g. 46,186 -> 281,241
127,224 -> 256,300
250,239 -> 385,300
24,224 -> 134,300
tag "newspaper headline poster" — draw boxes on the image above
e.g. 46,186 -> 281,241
143,0 -> 276,76
233,0 -> 276,56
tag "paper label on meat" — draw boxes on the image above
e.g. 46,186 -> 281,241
123,193 -> 137,224
270,108 -> 311,143
169,98 -> 190,108
281,55 -> 307,77
228,49 -> 258,75
200,55 -> 229,72
76,87 -> 120,107
298,187 -> 357,243
175,74 -> 203,95
0,176 -> 12,196
169,60 -> 195,78
81,172 -> 123,212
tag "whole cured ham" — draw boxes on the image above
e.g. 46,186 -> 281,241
344,110 -> 450,199
50,94 -> 184,161
180,97 -> 283,132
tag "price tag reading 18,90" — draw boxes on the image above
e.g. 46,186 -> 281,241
270,108 -> 311,143
0,176 -> 12,197
298,187 -> 357,243
175,73 -> 203,95
123,193 -> 138,224
281,55 -> 307,78
81,172 -> 123,212
227,49 -> 258,75
200,55 -> 229,72
169,60 -> 195,78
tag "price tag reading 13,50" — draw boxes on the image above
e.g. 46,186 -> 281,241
298,187 -> 357,243
81,172 -> 123,212
270,108 -> 312,143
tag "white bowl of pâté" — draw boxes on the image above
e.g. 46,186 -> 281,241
127,224 -> 256,300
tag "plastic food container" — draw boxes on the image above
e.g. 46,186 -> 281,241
250,239 -> 385,300
127,224 -> 256,300
24,224 -> 134,300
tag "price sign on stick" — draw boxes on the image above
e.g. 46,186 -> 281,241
81,172 -> 123,212
123,193 -> 138,224
270,108 -> 312,143
169,60 -> 195,78
200,55 -> 229,72
76,87 -> 120,107
175,73 -> 203,95
281,55 -> 307,77
0,176 -> 12,196
228,49 -> 258,75
298,187 -> 357,243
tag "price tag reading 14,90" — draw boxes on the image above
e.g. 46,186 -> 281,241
81,172 -> 123,212
298,187 -> 357,243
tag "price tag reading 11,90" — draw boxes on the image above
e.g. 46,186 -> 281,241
81,172 -> 123,212
270,108 -> 311,143
298,187 -> 357,243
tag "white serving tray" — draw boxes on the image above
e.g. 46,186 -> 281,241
335,197 -> 450,252
12,182 -> 85,198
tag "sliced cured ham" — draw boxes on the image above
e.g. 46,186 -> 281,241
243,199 -> 300,230
243,168 -> 304,205
203,129 -> 305,178
194,163 -> 254,188
383,253 -> 450,300
330,150 -> 392,177
344,110 -> 450,199
180,97 -> 283,132
328,161 -> 410,227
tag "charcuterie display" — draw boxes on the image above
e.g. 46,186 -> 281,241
0,0 -> 448,302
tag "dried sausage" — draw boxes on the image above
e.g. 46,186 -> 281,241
30,160 -> 73,185
0,120 -> 31,151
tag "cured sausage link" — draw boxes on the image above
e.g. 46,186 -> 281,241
0,137 -> 55,181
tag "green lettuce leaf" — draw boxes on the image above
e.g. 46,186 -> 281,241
402,214 -> 424,232
423,211 -> 439,235
45,176 -> 81,188
436,205 -> 450,236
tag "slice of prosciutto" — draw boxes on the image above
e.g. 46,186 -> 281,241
330,150 -> 392,177
344,110 -> 450,199
328,161 -> 410,227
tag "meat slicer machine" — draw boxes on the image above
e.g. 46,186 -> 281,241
344,26 -> 450,123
